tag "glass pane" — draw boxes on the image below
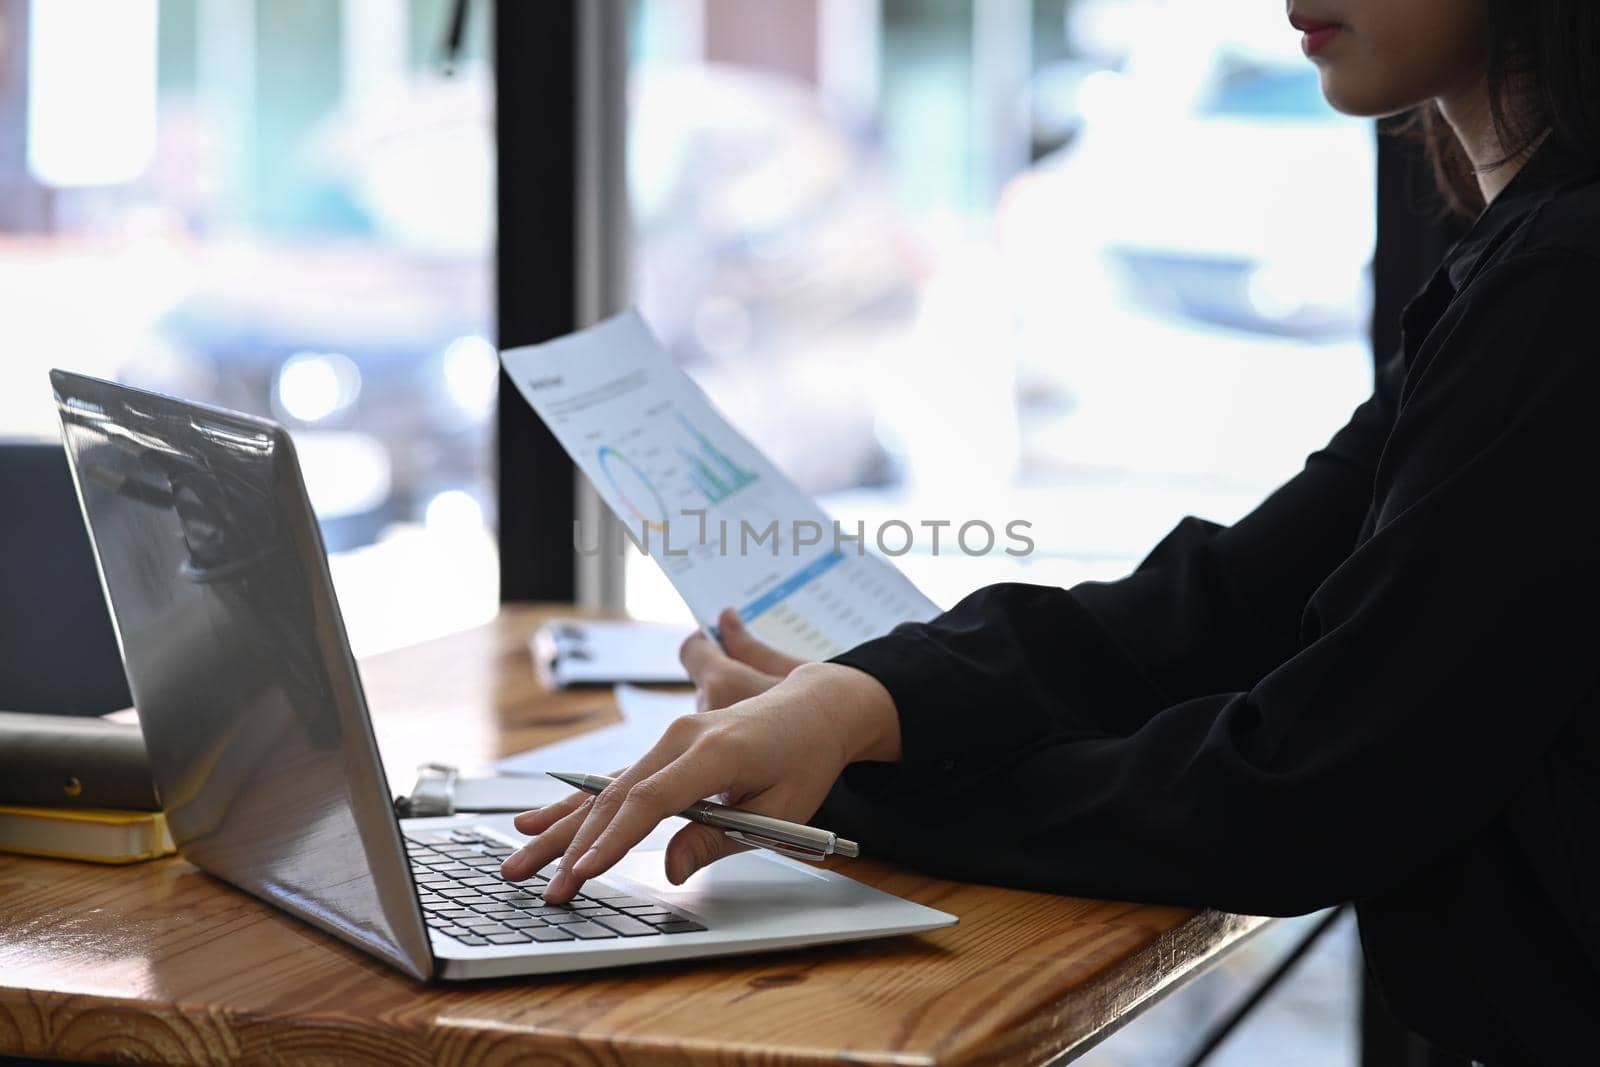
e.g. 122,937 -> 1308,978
0,0 -> 497,654
624,0 -> 1373,619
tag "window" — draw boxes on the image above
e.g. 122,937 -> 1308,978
622,0 -> 1375,619
0,0 -> 497,654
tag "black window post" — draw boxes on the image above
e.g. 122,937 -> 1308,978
494,0 -> 579,602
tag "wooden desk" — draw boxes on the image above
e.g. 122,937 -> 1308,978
0,606 -> 1265,1066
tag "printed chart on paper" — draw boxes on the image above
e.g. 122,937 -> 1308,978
500,311 -> 938,659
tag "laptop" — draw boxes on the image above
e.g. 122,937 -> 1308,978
50,370 -> 956,981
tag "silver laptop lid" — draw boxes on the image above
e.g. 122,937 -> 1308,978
51,370 -> 433,980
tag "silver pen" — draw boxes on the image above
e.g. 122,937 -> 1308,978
547,771 -> 860,862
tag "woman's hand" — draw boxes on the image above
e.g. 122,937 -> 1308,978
498,659 -> 901,903
681,607 -> 808,711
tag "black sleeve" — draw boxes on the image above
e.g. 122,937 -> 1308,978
830,335 -> 1401,750
823,253 -> 1600,916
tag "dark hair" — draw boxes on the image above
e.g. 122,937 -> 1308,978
1395,1 -> 1600,218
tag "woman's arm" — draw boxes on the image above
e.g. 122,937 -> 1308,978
507,251 -> 1598,911
817,252 -> 1600,914
830,345 -> 1405,751
503,356 -> 1405,899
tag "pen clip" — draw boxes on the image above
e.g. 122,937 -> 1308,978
723,829 -> 829,863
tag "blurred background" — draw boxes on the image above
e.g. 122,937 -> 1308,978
0,3 -> 1375,1060
1,0 -> 499,652
623,0 -> 1374,624
0,0 -> 1375,649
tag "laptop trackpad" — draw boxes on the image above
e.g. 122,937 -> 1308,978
608,849 -> 861,925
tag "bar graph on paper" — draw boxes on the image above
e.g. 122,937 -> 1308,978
676,414 -> 758,505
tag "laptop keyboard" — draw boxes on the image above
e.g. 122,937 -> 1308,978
404,827 -> 707,947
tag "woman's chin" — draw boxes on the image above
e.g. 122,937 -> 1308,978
1317,74 -> 1420,119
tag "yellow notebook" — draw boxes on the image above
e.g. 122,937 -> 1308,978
0,805 -> 175,864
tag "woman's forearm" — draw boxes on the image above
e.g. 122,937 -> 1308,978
781,661 -> 902,765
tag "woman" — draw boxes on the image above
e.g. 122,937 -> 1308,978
503,2 -> 1599,1061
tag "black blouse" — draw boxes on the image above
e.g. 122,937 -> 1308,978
823,139 -> 1600,1064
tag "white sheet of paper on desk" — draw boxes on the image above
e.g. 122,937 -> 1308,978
499,310 -> 939,660
451,774 -> 576,811
495,684 -> 696,778
614,682 -> 698,724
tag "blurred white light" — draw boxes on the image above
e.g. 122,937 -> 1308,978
1246,253 -> 1362,323
293,431 -> 391,519
425,489 -> 484,534
692,296 -> 754,358
277,352 -> 362,424
1075,69 -> 1127,126
1245,263 -> 1306,321
441,335 -> 498,417
27,0 -> 158,187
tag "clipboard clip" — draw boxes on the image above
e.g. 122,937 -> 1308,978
394,762 -> 460,818
394,762 -> 549,817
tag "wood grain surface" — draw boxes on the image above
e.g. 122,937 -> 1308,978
0,605 -> 1265,1066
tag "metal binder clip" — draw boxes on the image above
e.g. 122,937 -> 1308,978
394,762 -> 459,817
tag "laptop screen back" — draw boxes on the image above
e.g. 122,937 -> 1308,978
51,371 -> 432,979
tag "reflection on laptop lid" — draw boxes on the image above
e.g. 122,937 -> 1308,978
51,370 -> 433,979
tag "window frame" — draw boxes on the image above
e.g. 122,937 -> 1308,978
493,0 -> 580,602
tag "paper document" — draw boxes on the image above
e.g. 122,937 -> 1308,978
441,774 -> 574,813
497,684 -> 696,777
500,311 -> 939,659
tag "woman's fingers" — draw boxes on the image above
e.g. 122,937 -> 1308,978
566,740 -> 740,885
509,763 -> 630,835
511,790 -> 589,836
500,796 -> 592,881
543,718 -> 743,902
557,768 -> 701,892
663,819 -> 749,884
697,660 -> 780,712
717,608 -> 806,676
503,668 -> 859,900
537,722 -> 701,901
680,627 -> 783,712
678,630 -> 723,680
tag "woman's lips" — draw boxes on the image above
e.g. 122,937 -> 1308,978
1301,25 -> 1340,54
1288,14 -> 1342,55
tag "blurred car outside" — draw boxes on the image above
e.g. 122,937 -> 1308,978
630,62 -> 925,496
989,2 -> 1375,491
835,0 -> 1376,612
103,72 -> 498,554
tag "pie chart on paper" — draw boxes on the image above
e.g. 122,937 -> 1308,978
597,445 -> 668,532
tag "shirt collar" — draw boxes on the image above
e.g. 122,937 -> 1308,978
1443,135 -> 1597,291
